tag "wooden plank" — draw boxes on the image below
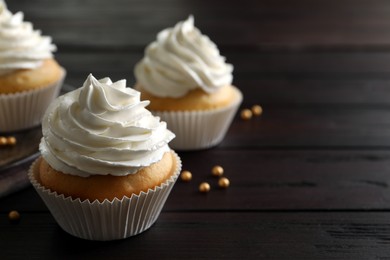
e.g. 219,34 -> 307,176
1,211 -> 390,259
3,150 -> 390,211
237,79 -> 390,106
224,106 -> 390,148
172,150 -> 390,210
57,51 -> 390,106
56,51 -> 390,88
227,51 -> 390,80
9,0 -> 390,48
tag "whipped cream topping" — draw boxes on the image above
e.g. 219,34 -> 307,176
40,74 -> 175,177
0,0 -> 56,75
135,15 -> 233,98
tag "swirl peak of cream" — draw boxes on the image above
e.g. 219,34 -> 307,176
135,15 -> 233,98
40,74 -> 175,177
0,0 -> 56,75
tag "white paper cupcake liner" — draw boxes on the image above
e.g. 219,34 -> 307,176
0,69 -> 66,133
154,87 -> 243,150
28,151 -> 182,241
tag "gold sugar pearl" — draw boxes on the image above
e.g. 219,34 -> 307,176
251,105 -> 263,116
6,136 -> 16,146
199,182 -> 211,193
0,137 -> 7,145
240,109 -> 252,120
211,165 -> 224,177
218,177 -> 230,189
0,136 -> 16,146
8,210 -> 20,223
180,170 -> 192,182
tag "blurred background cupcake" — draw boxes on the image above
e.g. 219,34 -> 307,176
0,0 -> 65,133
134,15 -> 242,150
29,74 -> 181,240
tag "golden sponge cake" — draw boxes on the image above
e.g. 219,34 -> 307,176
35,151 -> 177,202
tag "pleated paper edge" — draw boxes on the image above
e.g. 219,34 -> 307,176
28,150 -> 182,241
153,87 -> 243,150
0,69 -> 66,132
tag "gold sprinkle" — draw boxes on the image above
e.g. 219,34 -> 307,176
6,136 -> 16,146
211,165 -> 224,177
180,170 -> 192,182
8,210 -> 20,223
218,177 -> 230,188
240,109 -> 252,120
199,182 -> 211,193
251,105 -> 263,116
0,137 -> 7,145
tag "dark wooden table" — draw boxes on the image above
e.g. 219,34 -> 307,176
3,0 -> 390,258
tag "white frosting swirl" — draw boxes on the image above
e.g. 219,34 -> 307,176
0,0 -> 56,75
40,74 -> 175,177
135,15 -> 233,98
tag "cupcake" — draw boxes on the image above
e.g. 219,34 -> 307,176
134,15 -> 242,150
28,74 -> 181,241
0,0 -> 65,132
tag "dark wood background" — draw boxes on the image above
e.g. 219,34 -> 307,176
2,0 -> 390,258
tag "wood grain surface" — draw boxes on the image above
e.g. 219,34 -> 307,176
2,0 -> 390,259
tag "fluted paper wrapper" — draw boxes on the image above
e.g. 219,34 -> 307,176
28,151 -> 181,241
154,88 -> 243,150
0,69 -> 66,133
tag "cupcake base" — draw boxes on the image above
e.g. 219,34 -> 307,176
28,151 -> 182,241
0,69 -> 66,133
153,87 -> 243,150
